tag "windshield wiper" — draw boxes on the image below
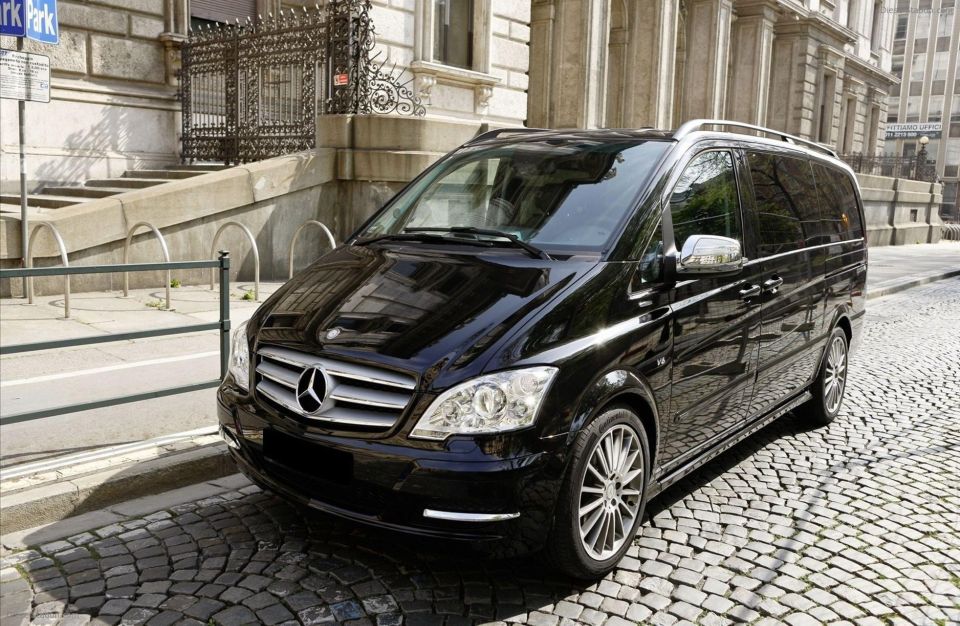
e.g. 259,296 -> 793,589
353,232 -> 494,248
405,227 -> 553,260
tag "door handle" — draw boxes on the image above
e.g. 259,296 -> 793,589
762,276 -> 784,293
739,284 -> 761,300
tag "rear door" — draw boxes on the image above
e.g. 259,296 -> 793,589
742,151 -> 827,417
659,148 -> 764,471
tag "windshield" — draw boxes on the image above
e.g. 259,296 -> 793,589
358,138 -> 669,253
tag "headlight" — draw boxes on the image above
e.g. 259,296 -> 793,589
229,320 -> 250,391
410,366 -> 557,440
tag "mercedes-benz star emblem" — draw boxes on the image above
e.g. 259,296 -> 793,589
325,328 -> 341,340
295,366 -> 327,414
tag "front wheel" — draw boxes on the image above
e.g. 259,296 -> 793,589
546,406 -> 650,578
801,327 -> 850,426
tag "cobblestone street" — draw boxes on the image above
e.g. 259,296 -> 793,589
2,279 -> 958,626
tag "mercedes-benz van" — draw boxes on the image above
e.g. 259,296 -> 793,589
217,120 -> 867,578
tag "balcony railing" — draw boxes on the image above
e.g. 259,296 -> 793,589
839,153 -> 937,182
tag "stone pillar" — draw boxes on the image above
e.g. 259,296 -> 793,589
726,1 -> 777,126
680,0 -> 733,120
620,0 -> 679,129
527,0 -> 555,127
159,0 -> 188,88
526,0 -> 609,128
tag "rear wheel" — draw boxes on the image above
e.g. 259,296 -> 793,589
802,327 -> 849,426
546,406 -> 650,578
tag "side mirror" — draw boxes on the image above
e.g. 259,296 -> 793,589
677,235 -> 743,275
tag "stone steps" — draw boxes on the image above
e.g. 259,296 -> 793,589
0,194 -> 84,209
163,163 -> 224,171
122,169 -> 207,179
85,178 -> 171,189
42,186 -> 130,199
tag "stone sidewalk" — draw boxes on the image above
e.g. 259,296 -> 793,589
1,278 -> 958,625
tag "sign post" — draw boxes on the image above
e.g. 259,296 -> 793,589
1,0 -> 58,297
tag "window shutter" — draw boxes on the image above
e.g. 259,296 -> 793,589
192,0 -> 257,23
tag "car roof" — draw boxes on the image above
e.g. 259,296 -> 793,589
465,122 -> 851,174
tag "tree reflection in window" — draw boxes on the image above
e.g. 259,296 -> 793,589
669,151 -> 741,252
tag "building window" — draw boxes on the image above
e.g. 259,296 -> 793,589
894,14 -> 907,39
928,95 -> 944,122
433,0 -> 475,70
839,95 -> 857,153
867,104 -> 881,153
191,0 -> 256,25
910,52 -> 927,81
870,0 -> 882,50
818,72 -> 837,144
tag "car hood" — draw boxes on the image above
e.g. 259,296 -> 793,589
252,244 -> 598,389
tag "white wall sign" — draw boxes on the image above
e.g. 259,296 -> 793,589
0,49 -> 50,102
884,122 -> 943,139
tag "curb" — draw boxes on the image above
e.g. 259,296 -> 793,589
0,440 -> 234,535
1,267 -> 957,536
866,267 -> 960,300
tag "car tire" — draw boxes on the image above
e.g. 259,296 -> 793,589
545,405 -> 650,579
801,326 -> 850,427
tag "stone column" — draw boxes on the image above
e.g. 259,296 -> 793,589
680,0 -> 733,120
527,0 -> 555,127
526,0 -> 609,128
726,1 -> 777,125
619,0 -> 680,129
159,0 -> 188,87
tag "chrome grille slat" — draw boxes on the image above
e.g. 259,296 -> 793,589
256,361 -> 299,388
330,383 -> 409,410
258,346 -> 416,390
257,379 -> 301,413
255,345 -> 416,431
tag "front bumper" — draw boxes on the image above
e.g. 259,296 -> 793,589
218,385 -> 568,556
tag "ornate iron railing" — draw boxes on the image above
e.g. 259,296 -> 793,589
179,0 -> 424,165
839,153 -> 937,182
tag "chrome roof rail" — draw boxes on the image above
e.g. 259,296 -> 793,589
465,126 -> 552,145
673,119 -> 839,159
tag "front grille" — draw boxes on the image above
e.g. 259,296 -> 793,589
255,345 -> 417,432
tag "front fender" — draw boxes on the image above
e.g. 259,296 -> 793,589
560,368 -> 662,465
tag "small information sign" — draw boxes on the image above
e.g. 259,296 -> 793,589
0,48 -> 50,102
884,122 -> 942,139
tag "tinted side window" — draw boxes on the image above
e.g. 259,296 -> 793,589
813,164 -> 864,241
747,152 -> 821,255
669,151 -> 741,252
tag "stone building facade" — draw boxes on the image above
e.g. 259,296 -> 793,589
2,0 -> 898,195
883,0 -> 959,220
527,0 -> 898,155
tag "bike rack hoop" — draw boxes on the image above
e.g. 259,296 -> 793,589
26,222 -> 71,319
288,220 -> 337,280
209,221 -> 260,301
122,222 -> 172,310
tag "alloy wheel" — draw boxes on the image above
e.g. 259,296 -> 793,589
577,424 -> 644,561
823,335 -> 848,414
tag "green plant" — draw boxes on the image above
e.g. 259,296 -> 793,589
242,290 -> 255,301
170,278 -> 182,288
146,299 -> 164,309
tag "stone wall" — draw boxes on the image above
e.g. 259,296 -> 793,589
858,174 -> 944,246
0,115 -> 491,297
0,151 -> 340,296
0,0 -> 179,194
369,0 -> 529,125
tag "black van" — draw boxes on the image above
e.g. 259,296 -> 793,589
217,120 -> 867,578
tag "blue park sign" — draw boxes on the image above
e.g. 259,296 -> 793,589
0,0 -> 59,44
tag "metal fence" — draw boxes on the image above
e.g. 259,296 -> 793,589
0,254 -> 232,425
179,0 -> 424,165
839,153 -> 937,182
